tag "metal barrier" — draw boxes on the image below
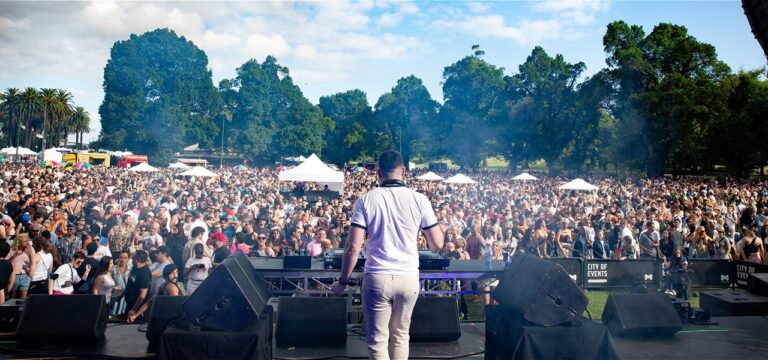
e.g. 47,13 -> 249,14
734,260 -> 768,288
584,259 -> 659,289
687,259 -> 731,287
546,258 -> 585,288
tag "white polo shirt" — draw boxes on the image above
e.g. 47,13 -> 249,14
351,180 -> 438,276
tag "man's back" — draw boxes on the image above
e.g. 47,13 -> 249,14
352,184 -> 436,276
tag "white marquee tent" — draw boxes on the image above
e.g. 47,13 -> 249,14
512,172 -> 538,181
168,162 -> 190,170
1,147 -> 36,156
42,148 -> 63,163
443,173 -> 477,184
416,171 -> 444,181
278,154 -> 344,193
128,162 -> 160,172
558,178 -> 598,191
179,166 -> 218,177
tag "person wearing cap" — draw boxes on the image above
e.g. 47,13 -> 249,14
332,150 -> 443,360
149,246 -> 172,295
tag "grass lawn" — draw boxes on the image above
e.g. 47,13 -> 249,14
463,288 -> 707,321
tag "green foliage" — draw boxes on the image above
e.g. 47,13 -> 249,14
319,89 -> 373,166
223,57 -> 332,165
98,28 -> 219,159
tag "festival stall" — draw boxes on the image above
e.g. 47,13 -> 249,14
278,154 -> 344,193
416,171 -> 445,181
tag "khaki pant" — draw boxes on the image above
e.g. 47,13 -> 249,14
362,273 -> 420,360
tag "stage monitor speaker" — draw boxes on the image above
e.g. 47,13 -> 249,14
700,290 -> 768,316
492,254 -> 587,326
0,299 -> 24,333
602,293 -> 681,337
743,0 -> 768,59
748,273 -> 768,296
147,296 -> 187,345
183,250 -> 271,331
276,297 -> 347,347
16,294 -> 107,345
410,296 -> 461,342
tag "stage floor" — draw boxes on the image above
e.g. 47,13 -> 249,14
0,316 -> 766,359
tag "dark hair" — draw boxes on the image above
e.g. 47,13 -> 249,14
86,241 -> 98,256
163,264 -> 178,280
0,241 -> 10,258
133,250 -> 148,263
191,226 -> 205,239
377,150 -> 404,173
96,256 -> 112,276
33,235 -> 54,254
156,245 -> 169,255
73,251 -> 86,261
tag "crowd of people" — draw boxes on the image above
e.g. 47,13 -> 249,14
0,161 -> 765,321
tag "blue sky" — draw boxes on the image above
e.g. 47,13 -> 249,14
0,1 -> 764,143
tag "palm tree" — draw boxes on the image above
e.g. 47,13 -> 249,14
19,88 -> 41,148
52,89 -> 73,147
0,88 -> 21,147
39,88 -> 58,151
68,106 -> 90,150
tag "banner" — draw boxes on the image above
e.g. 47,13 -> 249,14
584,259 -> 659,289
547,258 -> 585,288
734,260 -> 768,288
687,259 -> 731,287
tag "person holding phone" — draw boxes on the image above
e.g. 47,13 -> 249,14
184,243 -> 211,295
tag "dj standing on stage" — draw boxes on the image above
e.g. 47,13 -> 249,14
332,150 -> 444,360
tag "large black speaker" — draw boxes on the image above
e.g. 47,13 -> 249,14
16,295 -> 107,344
183,251 -> 271,331
147,296 -> 187,345
743,0 -> 768,59
410,296 -> 461,342
602,293 -> 681,337
748,273 -> 768,296
492,254 -> 587,326
276,297 -> 347,347
700,290 -> 768,316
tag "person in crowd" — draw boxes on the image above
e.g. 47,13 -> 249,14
52,252 -> 90,295
111,250 -> 131,317
0,242 -> 14,303
639,221 -> 660,260
126,250 -> 151,323
185,243 -> 211,295
92,256 -> 116,304
142,221 -> 163,250
737,227 -> 764,263
150,246 -> 173,295
7,233 -> 34,299
108,214 -> 135,255
28,235 -> 56,295
76,242 -> 100,294
183,226 -> 212,265
212,235 -> 231,266
306,228 -> 326,256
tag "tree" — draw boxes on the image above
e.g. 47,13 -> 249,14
68,106 -> 91,150
39,88 -> 57,151
98,28 -> 219,163
0,88 -> 20,147
19,88 -> 41,148
603,21 -> 730,177
504,46 -> 588,173
374,76 -> 439,168
441,52 -> 506,168
225,57 -> 332,165
52,89 -> 73,147
319,89 -> 373,166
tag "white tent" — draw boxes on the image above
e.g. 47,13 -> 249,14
443,173 -> 477,184
42,149 -> 63,163
416,171 -> 444,181
278,154 -> 344,193
512,172 -> 538,181
128,162 -> 160,172
179,166 -> 218,177
1,147 -> 36,156
558,178 -> 598,191
168,162 -> 190,170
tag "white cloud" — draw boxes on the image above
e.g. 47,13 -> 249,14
245,34 -> 293,59
0,16 -> 30,30
467,2 -> 490,14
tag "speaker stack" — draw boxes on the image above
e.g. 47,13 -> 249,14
486,254 -> 618,359
157,250 -> 274,360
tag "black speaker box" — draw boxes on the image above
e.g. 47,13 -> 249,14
492,254 -> 587,326
0,299 -> 24,333
485,305 -> 619,360
16,295 -> 107,345
183,250 -> 271,331
276,297 -> 347,347
700,290 -> 768,316
283,255 -> 311,269
410,296 -> 461,342
748,273 -> 768,296
602,293 -> 681,337
147,296 -> 187,345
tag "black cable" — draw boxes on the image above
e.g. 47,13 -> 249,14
585,308 -> 593,320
